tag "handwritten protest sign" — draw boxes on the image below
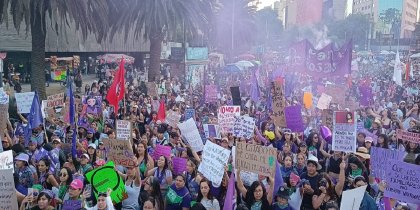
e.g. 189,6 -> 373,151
332,111 -> 357,153
284,105 -> 304,132
317,93 -> 332,110
47,92 -> 64,107
396,129 -> 420,144
384,160 -> 420,204
15,92 -> 35,113
172,157 -> 187,175
152,145 -> 172,160
102,139 -> 136,167
217,106 -> 241,133
370,147 -> 404,179
205,85 -> 218,102
85,161 -> 127,203
198,141 -> 230,185
62,200 -> 82,210
165,110 -> 181,128
0,151 -> 13,172
233,116 -> 255,139
178,118 -> 204,152
203,124 -> 221,139
147,82 -> 157,97
116,120 -> 132,140
235,142 -> 277,177
0,104 -> 8,136
0,169 -> 18,210
271,81 -> 286,127
340,185 -> 367,210
185,109 -> 195,120
0,88 -> 9,104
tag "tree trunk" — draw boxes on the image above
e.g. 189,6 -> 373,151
148,33 -> 163,82
30,5 -> 47,100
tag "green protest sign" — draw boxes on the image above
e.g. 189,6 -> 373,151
84,161 -> 127,204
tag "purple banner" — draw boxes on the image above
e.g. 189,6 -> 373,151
63,200 -> 82,210
172,157 -> 187,175
359,85 -> 373,106
152,145 -> 172,160
205,85 -> 218,102
284,105 -> 304,132
288,40 -> 352,77
370,147 -> 404,180
384,160 -> 420,204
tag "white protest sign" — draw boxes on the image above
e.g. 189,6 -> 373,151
0,88 -> 9,104
47,92 -> 65,107
332,111 -> 357,153
340,185 -> 367,210
217,106 -> 241,133
0,150 -> 14,172
116,120 -> 132,140
198,141 -> 230,185
178,118 -> 204,152
317,93 -> 332,110
165,110 -> 181,128
203,124 -> 221,139
0,168 -> 18,210
15,92 -> 35,113
41,100 -> 48,118
233,116 -> 255,139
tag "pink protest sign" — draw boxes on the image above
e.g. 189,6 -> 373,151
172,157 -> 187,175
153,145 -> 172,160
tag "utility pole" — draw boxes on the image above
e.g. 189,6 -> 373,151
231,0 -> 236,53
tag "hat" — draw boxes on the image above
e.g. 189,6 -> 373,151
70,179 -> 84,190
307,155 -> 322,170
282,128 -> 292,134
98,141 -> 104,145
52,138 -> 61,143
41,189 -> 55,199
264,131 -> 275,141
400,101 -> 406,104
276,187 -> 290,199
221,137 -> 229,142
95,159 -> 106,167
15,153 -> 29,163
81,154 -> 90,160
355,147 -> 371,159
87,128 -> 95,134
88,143 -> 97,149
364,137 -> 373,143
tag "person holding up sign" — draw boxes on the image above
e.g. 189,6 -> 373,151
20,190 -> 55,210
237,169 -> 275,210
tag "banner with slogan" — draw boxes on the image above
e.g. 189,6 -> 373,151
47,92 -> 65,108
102,139 -> 136,168
205,85 -> 218,102
62,200 -> 82,210
284,105 -> 304,132
370,147 -> 404,179
85,161 -> 127,204
116,120 -> 132,140
15,92 -> 35,113
203,124 -> 221,139
233,116 -> 255,139
396,129 -> 420,144
177,118 -> 204,152
271,81 -> 286,127
332,111 -> 357,153
185,109 -> 195,121
384,160 -> 420,204
165,110 -> 181,128
198,141 -> 230,185
0,168 -> 18,210
217,106 -> 241,133
235,142 -> 277,177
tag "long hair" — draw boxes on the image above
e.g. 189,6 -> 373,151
196,178 -> 215,202
245,181 -> 270,209
376,134 -> 389,148
187,158 -> 198,178
149,177 -> 164,209
318,173 -> 338,200
61,167 -> 73,186
135,142 -> 149,166
306,132 -> 321,148
37,158 -> 51,178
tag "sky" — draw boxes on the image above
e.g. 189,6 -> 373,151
258,0 -> 276,10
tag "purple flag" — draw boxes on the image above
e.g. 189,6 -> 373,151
25,92 -> 43,146
273,161 -> 284,198
223,173 -> 236,210
383,197 -> 392,210
284,105 -> 304,132
250,68 -> 260,102
68,70 -> 77,159
359,85 -> 373,106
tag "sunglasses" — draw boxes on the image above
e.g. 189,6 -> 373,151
59,173 -> 68,177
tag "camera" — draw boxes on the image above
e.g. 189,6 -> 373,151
319,179 -> 327,188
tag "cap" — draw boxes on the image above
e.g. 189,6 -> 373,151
355,147 -> 371,159
87,128 -> 94,134
52,137 -> 61,143
364,137 -> 373,143
81,154 -> 90,160
276,187 -> 290,199
282,128 -> 292,134
15,153 -> 29,163
307,155 -> 322,170
70,179 -> 84,190
88,143 -> 97,149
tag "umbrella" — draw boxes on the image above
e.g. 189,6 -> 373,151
410,53 -> 420,58
223,64 -> 242,72
235,60 -> 254,69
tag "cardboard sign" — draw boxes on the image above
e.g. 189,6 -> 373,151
203,124 -> 221,139
271,81 -> 286,127
198,141 -> 231,185
152,145 -> 172,160
102,139 -> 136,167
205,85 -> 218,102
62,200 -> 82,210
233,116 -> 255,139
147,82 -> 158,97
0,168 -> 18,210
165,110 -> 181,128
177,118 -> 204,152
235,142 -> 277,177
0,104 -> 8,136
340,185 -> 368,210
396,129 -> 420,144
172,157 -> 187,175
217,106 -> 241,133
116,120 -> 132,140
384,160 -> 420,204
370,147 -> 404,179
317,93 -> 332,110
0,151 -> 13,172
332,111 -> 357,153
85,161 -> 127,204
185,109 -> 195,121
284,105 -> 304,132
47,92 -> 65,107
15,92 -> 35,113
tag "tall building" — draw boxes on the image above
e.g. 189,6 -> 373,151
281,0 -> 323,28
352,0 -> 418,38
323,0 -> 353,20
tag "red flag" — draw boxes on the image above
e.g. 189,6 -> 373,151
157,100 -> 166,122
106,58 -> 125,114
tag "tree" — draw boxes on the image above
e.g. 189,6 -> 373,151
0,0 -> 113,99
327,14 -> 370,48
379,8 -> 401,36
112,0 -> 218,82
255,7 -> 283,48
